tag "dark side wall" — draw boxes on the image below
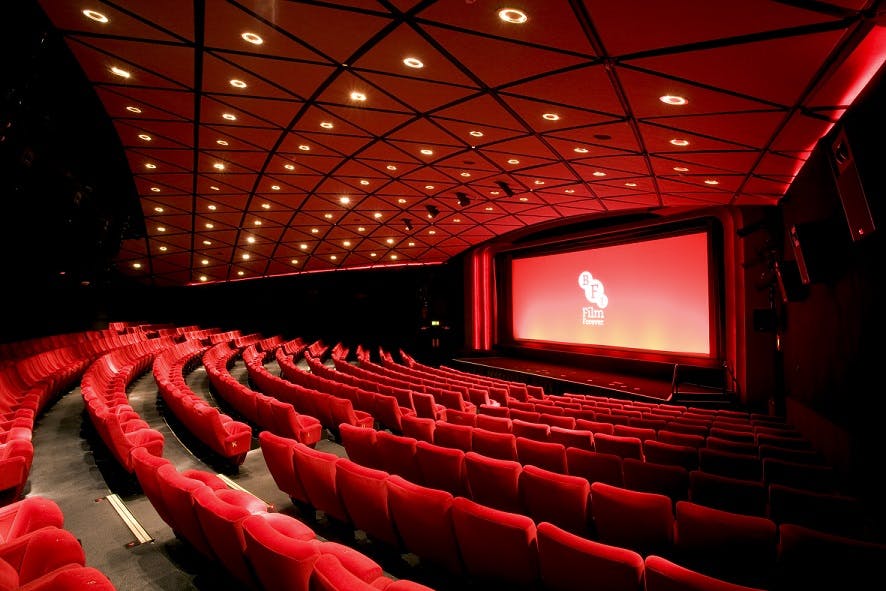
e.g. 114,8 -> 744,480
776,67 -> 884,505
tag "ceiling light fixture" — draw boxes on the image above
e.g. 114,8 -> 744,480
704,179 -> 720,185
110,66 -> 131,78
320,121 -> 334,129
230,79 -> 247,88
659,95 -> 688,105
284,164 -> 295,170
673,166 -> 690,172
420,149 -> 434,155
340,196 -> 351,205
241,32 -> 263,45
499,8 -> 528,23
82,9 -> 109,23
542,113 -> 560,121
222,113 -> 237,121
470,130 -> 484,137
670,138 -> 690,146
126,106 -> 142,113
403,57 -> 424,69
138,134 -> 152,141
350,91 -> 367,101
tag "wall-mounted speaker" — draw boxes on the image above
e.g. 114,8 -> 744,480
789,219 -> 846,285
830,127 -> 876,241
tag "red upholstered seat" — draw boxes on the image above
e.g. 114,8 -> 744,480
688,470 -> 768,517
565,447 -> 624,487
590,482 -> 675,557
475,414 -> 512,434
464,451 -> 523,513
643,439 -> 699,471
0,496 -> 65,545
259,430 -> 311,506
512,419 -> 551,441
291,443 -> 349,523
645,555 -> 766,591
386,475 -> 462,574
414,441 -> 468,497
374,431 -> 421,483
451,496 -> 539,588
537,521 -> 645,591
400,415 -> 435,443
548,427 -> 594,452
622,458 -> 689,505
516,437 -> 567,473
519,464 -> 591,535
334,458 -> 398,546
698,448 -> 762,481
593,433 -> 645,461
240,513 -> 318,591
433,422 -> 473,453
338,424 -> 380,470
471,429 -> 518,461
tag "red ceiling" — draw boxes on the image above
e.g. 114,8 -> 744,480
37,0 -> 886,286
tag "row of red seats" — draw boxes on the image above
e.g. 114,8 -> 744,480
80,339 -> 173,473
275,350 -> 421,434
203,342 -> 323,446
243,344 -> 377,439
153,341 -> 252,466
342,422 -> 878,543
130,443 -> 432,591
262,429 -> 884,590
0,496 -> 116,589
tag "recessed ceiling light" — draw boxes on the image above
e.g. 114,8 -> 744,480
370,253 -> 377,258
246,236 -> 256,243
230,79 -> 247,89
126,106 -> 142,113
386,238 -> 395,245
253,220 -> 262,226
565,189 -> 575,194
424,185 -> 435,190
144,163 -> 156,169
203,240 -> 212,245
398,198 -> 407,204
205,223 -> 214,229
542,113 -> 560,121
490,190 -> 500,196
408,241 -> 415,247
391,254 -> 398,260
213,163 -> 225,170
153,207 -> 164,214
157,226 -> 166,232
343,241 -> 351,247
150,187 -> 161,192
704,179 -> 720,185
284,163 -> 295,170
237,271 -> 245,276
330,255 -> 338,261
573,147 -> 588,153
241,32 -> 263,45
159,246 -> 167,252
499,8 -> 528,23
138,134 -> 152,141
300,244 -> 308,250
359,179 -> 370,186
386,165 -> 397,171
82,9 -> 109,23
199,275 -> 208,282
670,138 -> 690,147
207,204 -> 217,210
291,259 -> 299,265
625,182 -> 638,187
519,197 -> 529,202
110,66 -> 131,78
216,139 -> 229,146
470,130 -> 484,137
374,212 -> 383,219
659,95 -> 688,106
242,253 -> 251,260
222,113 -> 237,121
534,180 -> 545,185
453,218 -> 461,223
460,172 -> 471,177
261,203 -> 270,209
429,230 -> 436,235
320,121 -> 334,129
420,149 -> 434,155
357,227 -> 366,232
311,228 -> 319,233
201,259 -> 209,265
131,262 -> 141,269
270,185 -> 280,191
485,207 -> 494,211
324,213 -> 333,219
209,186 -> 220,192
403,57 -> 424,69
673,166 -> 689,172
592,171 -> 606,177
350,91 -> 366,102
298,145 -> 310,151
507,158 -> 520,165
340,196 -> 351,205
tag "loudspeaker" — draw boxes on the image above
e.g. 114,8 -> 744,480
830,127 -> 876,241
789,219 -> 846,285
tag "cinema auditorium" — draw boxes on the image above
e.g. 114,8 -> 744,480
1,1 -> 884,590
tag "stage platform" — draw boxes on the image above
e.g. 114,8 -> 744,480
449,354 -> 735,407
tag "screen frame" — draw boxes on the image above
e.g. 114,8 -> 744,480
495,216 -> 725,367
